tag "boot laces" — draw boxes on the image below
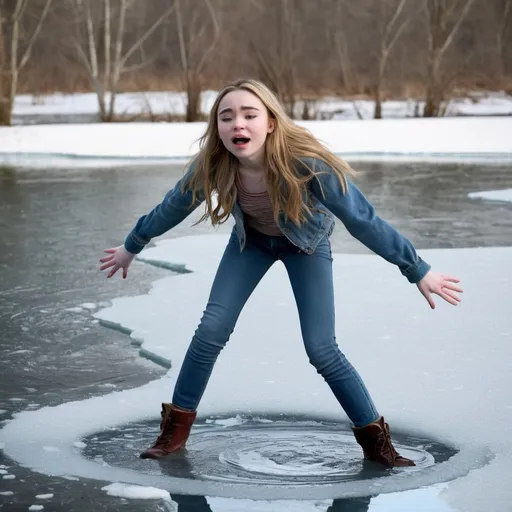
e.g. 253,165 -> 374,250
153,412 -> 175,446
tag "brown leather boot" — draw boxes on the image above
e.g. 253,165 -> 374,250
139,403 -> 197,459
352,416 -> 415,468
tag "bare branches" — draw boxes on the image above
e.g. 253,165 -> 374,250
71,0 -> 176,121
423,0 -> 476,117
0,0 -> 53,125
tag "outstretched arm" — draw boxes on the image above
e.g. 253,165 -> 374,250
99,162 -> 205,279
123,162 -> 205,254
309,163 -> 463,307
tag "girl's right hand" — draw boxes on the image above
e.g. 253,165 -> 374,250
99,245 -> 136,279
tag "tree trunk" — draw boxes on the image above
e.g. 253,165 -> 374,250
185,70 -> 201,122
424,50 -> 441,117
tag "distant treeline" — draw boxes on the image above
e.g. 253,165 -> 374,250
1,0 -> 511,124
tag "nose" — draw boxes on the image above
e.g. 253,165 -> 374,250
233,115 -> 245,131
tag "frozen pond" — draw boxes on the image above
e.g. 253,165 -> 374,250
0,161 -> 511,511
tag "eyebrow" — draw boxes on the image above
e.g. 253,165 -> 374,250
218,106 -> 260,115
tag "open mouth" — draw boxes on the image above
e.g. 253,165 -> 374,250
232,136 -> 250,146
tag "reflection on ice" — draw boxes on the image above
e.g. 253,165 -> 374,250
0,235 -> 511,510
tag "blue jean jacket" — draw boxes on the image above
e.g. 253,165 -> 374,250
124,158 -> 431,283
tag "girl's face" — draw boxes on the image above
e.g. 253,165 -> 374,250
217,89 -> 274,168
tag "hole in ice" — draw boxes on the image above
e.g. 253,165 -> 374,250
81,414 -> 455,488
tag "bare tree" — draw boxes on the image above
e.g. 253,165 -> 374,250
0,0 -> 52,125
328,0 -> 362,95
249,0 -> 302,117
173,0 -> 219,122
372,0 -> 417,118
492,0 -> 512,88
70,0 -> 175,121
423,0 -> 475,117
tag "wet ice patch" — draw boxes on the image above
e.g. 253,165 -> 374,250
102,483 -> 174,503
468,188 -> 512,202
0,236 -> 511,508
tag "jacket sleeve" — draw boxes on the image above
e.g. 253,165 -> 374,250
124,162 -> 205,254
309,162 -> 431,283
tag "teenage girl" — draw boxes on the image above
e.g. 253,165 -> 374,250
99,79 -> 462,468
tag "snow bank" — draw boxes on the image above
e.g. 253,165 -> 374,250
0,117 -> 511,167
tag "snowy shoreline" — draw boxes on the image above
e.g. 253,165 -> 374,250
0,116 -> 511,167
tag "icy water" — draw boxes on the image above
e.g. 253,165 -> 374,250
1,161 -> 511,511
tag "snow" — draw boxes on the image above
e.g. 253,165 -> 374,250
468,188 -> 512,203
0,234 -> 511,510
0,117 -> 511,168
28,506 -> 44,511
12,90 -> 512,119
3,475 -> 16,480
0,492 -> 14,496
35,494 -> 53,500
102,483 -> 175,505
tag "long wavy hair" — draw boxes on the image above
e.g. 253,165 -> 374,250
183,78 -> 355,226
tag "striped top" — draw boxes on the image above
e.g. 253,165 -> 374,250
235,171 -> 283,236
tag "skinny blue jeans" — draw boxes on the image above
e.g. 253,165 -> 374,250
172,228 -> 380,427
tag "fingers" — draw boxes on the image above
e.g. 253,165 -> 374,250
425,294 -> 436,310
438,292 -> 460,306
123,266 -> 128,279
99,259 -> 116,271
107,263 -> 120,278
99,254 -> 115,264
419,288 -> 436,309
440,288 -> 462,305
443,281 -> 463,294
442,274 -> 460,283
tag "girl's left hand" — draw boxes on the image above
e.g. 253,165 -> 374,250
416,271 -> 463,309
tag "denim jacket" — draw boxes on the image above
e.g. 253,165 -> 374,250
124,158 -> 431,283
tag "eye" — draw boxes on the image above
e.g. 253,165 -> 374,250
220,117 -> 232,122
246,114 -> 256,119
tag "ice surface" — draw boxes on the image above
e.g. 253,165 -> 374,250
207,497 -> 332,511
28,506 -> 44,511
468,188 -> 512,203
0,117 -> 511,167
1,235 -> 511,509
3,475 -> 15,480
42,446 -> 59,452
0,492 -> 14,496
102,483 -> 175,504
80,302 -> 97,310
35,494 -> 54,500
65,307 -> 84,313
0,469 -> 7,474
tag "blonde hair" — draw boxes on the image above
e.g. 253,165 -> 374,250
184,78 -> 355,226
